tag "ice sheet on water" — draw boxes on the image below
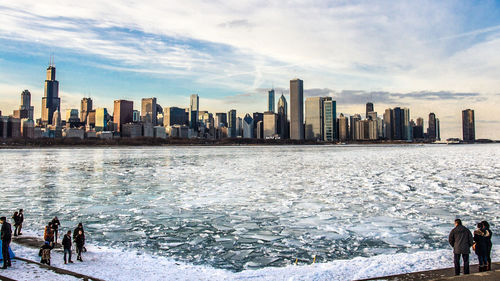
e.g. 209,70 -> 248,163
0,144 -> 499,272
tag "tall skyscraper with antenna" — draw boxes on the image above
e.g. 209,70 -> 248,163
41,57 -> 60,125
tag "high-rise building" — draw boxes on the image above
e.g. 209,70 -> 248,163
462,109 -> 475,143
243,114 -> 254,139
13,90 -> 34,120
290,78 -> 304,140
323,98 -> 336,141
215,112 -> 227,128
268,89 -> 275,113
263,111 -> 277,139
164,107 -> 189,126
383,108 -> 393,140
402,108 -> 411,141
277,94 -> 288,139
95,108 -> 109,131
252,112 -> 263,138
392,107 -> 403,140
65,109 -> 80,127
366,102 -> 374,119
113,100 -> 133,133
350,114 -> 361,140
41,63 -> 60,125
52,109 -> 61,127
427,113 -> 437,141
305,96 -> 324,140
190,94 -> 199,129
256,121 -> 263,139
337,113 -> 348,141
80,98 -> 93,124
141,97 -> 158,125
227,109 -> 237,137
413,117 -> 424,139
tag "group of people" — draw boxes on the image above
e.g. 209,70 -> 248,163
41,220 -> 86,265
449,219 -> 493,275
0,209 -> 88,269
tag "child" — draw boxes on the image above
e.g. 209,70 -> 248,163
38,241 -> 53,265
62,230 -> 73,264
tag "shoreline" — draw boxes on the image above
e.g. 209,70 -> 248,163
5,233 -> 499,281
0,137 -> 498,148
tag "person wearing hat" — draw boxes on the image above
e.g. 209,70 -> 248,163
38,241 -> 54,265
0,217 -> 12,269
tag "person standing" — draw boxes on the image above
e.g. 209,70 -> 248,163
38,241 -> 54,265
62,230 -> 73,264
51,216 -> 61,244
17,209 -> 23,236
11,212 -> 19,237
74,230 -> 85,262
0,217 -> 12,269
44,222 -> 54,243
449,219 -> 473,275
481,221 -> 493,271
473,222 -> 488,272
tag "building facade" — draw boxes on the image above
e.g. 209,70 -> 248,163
462,109 -> 475,142
290,79 -> 304,140
41,64 -> 60,125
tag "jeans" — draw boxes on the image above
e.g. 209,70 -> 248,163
64,248 -> 72,263
1,240 -> 11,267
76,246 -> 83,260
477,255 -> 487,266
454,254 -> 469,275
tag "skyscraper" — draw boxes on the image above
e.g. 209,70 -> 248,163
190,94 -> 199,129
323,98 -> 336,141
290,78 -> 304,140
263,111 -> 277,139
305,96 -> 324,140
41,62 -> 60,125
95,108 -> 109,131
350,114 -> 362,140
402,108 -> 411,141
243,114 -> 254,139
80,98 -> 93,124
277,94 -> 288,139
113,100 -> 133,133
268,89 -> 275,113
391,107 -> 404,140
215,112 -> 228,128
462,109 -> 475,143
428,113 -> 437,141
164,107 -> 189,126
383,108 -> 393,140
227,109 -> 237,138
252,112 -> 263,138
337,113 -> 348,141
13,90 -> 34,120
141,97 -> 158,125
366,102 -> 374,118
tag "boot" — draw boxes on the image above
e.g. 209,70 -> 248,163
478,265 -> 483,272
487,261 -> 491,271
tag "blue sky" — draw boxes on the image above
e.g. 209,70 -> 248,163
1,0 -> 500,139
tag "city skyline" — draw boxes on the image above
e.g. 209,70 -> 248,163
1,1 -> 500,139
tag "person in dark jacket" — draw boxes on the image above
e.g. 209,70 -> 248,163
74,230 -> 85,262
449,219 -> 473,275
11,212 -> 19,237
62,230 -> 73,264
73,223 -> 85,240
0,217 -> 12,269
481,220 -> 492,271
473,222 -> 488,272
51,216 -> 61,244
38,241 -> 54,265
17,209 -> 23,235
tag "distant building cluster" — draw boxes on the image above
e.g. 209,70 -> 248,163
0,63 -> 476,142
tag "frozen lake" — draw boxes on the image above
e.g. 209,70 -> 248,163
0,144 -> 498,272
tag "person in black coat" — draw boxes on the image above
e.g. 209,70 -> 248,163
38,241 -> 54,265
0,217 -> 12,269
62,230 -> 73,264
449,219 -> 473,275
473,222 -> 488,272
11,212 -> 20,237
51,217 -> 61,244
74,230 -> 85,262
17,209 -> 23,236
481,221 -> 492,271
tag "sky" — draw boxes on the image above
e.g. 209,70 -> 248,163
0,0 -> 499,139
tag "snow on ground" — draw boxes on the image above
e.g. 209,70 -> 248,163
4,239 -> 499,281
